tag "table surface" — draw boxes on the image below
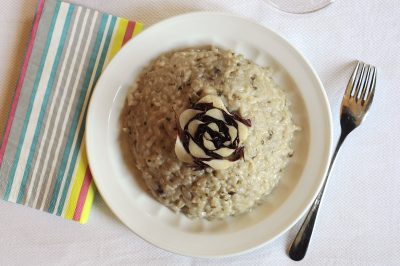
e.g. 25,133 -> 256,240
1,0 -> 399,265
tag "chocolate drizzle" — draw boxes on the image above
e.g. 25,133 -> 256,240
175,95 -> 251,169
232,112 -> 252,127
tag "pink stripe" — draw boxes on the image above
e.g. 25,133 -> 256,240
122,21 -> 135,46
73,168 -> 92,221
0,0 -> 46,166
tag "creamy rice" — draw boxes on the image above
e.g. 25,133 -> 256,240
123,46 -> 297,220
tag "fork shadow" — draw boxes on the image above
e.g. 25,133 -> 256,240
323,60 -> 358,98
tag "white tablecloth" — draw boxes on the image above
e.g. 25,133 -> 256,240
1,0 -> 399,265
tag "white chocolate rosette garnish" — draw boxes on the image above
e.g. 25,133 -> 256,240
175,95 -> 251,170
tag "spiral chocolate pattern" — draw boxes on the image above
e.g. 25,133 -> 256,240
175,95 -> 251,170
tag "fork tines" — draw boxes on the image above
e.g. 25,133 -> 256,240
346,61 -> 377,104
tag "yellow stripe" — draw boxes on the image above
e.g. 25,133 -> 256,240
132,22 -> 143,37
64,141 -> 88,220
104,18 -> 128,66
79,182 -> 95,224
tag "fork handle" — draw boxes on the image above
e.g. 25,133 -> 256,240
288,132 -> 348,261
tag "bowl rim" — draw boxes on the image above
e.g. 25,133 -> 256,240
86,11 -> 333,258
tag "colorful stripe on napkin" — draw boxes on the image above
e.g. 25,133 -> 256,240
0,0 -> 142,223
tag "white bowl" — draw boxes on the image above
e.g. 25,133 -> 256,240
86,12 -> 332,258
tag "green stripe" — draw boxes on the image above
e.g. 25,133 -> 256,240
3,1 -> 62,201
48,15 -> 117,214
16,4 -> 75,204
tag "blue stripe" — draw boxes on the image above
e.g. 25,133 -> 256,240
48,15 -> 117,214
16,5 -> 75,204
3,1 -> 62,201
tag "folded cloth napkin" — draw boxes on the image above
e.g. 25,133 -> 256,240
0,0 -> 142,223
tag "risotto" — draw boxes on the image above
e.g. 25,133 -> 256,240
123,46 -> 298,220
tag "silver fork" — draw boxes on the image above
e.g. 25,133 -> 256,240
288,61 -> 377,261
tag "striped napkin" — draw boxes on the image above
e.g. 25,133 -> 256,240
0,0 -> 142,223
